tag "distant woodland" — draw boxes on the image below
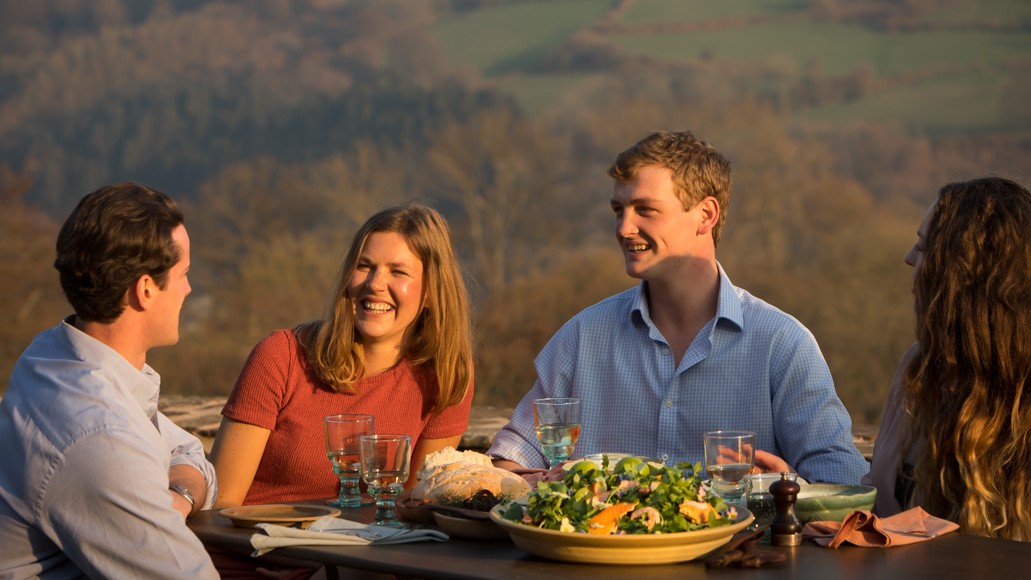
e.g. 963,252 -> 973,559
2,0 -> 1029,424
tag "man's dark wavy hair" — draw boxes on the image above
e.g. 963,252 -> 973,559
55,182 -> 183,323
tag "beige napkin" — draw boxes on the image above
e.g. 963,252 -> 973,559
802,507 -> 959,548
249,515 -> 449,556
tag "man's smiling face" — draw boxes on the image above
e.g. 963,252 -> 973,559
610,165 -> 706,282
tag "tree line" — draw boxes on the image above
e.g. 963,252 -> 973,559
2,0 -> 1028,426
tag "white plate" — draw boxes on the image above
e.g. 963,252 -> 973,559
219,504 -> 341,529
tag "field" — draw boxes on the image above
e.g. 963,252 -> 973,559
432,0 -> 1031,134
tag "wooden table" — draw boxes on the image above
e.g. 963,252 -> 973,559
188,501 -> 1031,579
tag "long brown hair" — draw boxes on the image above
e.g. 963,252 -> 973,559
298,202 -> 473,413
904,176 -> 1031,540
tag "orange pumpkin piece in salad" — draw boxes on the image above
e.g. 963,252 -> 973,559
587,502 -> 637,535
679,500 -> 720,524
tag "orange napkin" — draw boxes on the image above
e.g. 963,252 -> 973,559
802,507 -> 959,548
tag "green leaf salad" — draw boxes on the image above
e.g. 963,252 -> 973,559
501,455 -> 738,535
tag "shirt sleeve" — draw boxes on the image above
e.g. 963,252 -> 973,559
41,426 -> 218,579
222,330 -> 292,430
769,324 -> 870,484
487,323 -> 579,469
487,379 -> 550,469
158,412 -> 218,510
421,366 -> 475,439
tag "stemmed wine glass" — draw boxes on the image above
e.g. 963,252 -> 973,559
324,414 -> 374,508
359,434 -> 412,528
533,397 -> 582,468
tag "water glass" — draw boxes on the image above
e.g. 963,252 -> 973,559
359,434 -> 412,528
704,430 -> 756,505
324,414 -> 374,508
744,472 -> 796,528
532,398 -> 582,468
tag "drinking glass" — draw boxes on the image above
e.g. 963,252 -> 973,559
532,397 -> 582,468
324,414 -> 374,508
359,434 -> 412,528
703,430 -> 756,505
744,473 -> 787,527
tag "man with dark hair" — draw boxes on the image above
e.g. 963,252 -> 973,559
0,182 -> 218,578
489,131 -> 867,485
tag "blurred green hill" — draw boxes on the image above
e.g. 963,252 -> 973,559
2,0 -> 1029,425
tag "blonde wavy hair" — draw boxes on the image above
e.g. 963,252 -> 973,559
904,177 -> 1031,540
297,202 -> 473,413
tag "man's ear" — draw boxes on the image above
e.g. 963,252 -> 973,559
696,196 -> 720,237
128,275 -> 155,310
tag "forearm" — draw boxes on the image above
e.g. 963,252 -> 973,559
491,458 -> 527,471
169,464 -> 207,518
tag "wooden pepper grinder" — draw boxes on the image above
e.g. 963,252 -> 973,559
769,472 -> 802,546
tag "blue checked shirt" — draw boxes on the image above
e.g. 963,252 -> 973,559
488,265 -> 868,484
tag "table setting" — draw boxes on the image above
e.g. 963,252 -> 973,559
188,413 -> 1030,579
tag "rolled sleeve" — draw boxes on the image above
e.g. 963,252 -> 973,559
44,427 -> 218,578
158,413 -> 218,510
488,379 -> 550,469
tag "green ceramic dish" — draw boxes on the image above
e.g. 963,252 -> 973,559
795,484 -> 877,523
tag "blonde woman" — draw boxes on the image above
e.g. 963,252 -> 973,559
864,177 -> 1031,541
211,202 -> 474,507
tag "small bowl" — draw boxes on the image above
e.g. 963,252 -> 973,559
795,484 -> 877,523
395,497 -> 436,525
434,511 -> 510,541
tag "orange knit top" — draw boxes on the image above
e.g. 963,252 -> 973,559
221,329 -> 473,505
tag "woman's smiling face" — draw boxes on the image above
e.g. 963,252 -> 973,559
347,231 -> 425,350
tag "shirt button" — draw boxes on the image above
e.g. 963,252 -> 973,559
660,347 -> 670,356
661,453 -> 670,462
663,399 -> 673,408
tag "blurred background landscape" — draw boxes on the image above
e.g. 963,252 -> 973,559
2,0 -> 1029,425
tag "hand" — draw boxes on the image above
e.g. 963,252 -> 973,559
716,443 -> 755,465
753,450 -> 792,474
514,464 -> 566,487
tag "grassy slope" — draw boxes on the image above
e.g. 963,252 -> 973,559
434,0 -> 614,75
430,0 -> 1031,134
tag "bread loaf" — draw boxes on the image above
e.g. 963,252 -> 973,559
416,446 -> 493,480
411,447 -> 530,506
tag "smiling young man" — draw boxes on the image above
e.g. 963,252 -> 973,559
489,130 -> 868,485
0,182 -> 218,578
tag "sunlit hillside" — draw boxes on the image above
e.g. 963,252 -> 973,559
2,0 -> 1029,425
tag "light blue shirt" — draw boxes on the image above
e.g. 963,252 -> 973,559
488,265 -> 868,484
0,319 -> 218,579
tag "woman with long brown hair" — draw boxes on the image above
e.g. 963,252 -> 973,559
865,176 -> 1031,541
210,202 -> 474,506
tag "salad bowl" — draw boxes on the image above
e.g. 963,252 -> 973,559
489,505 -> 753,565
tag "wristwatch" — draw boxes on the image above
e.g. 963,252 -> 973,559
169,484 -> 196,511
